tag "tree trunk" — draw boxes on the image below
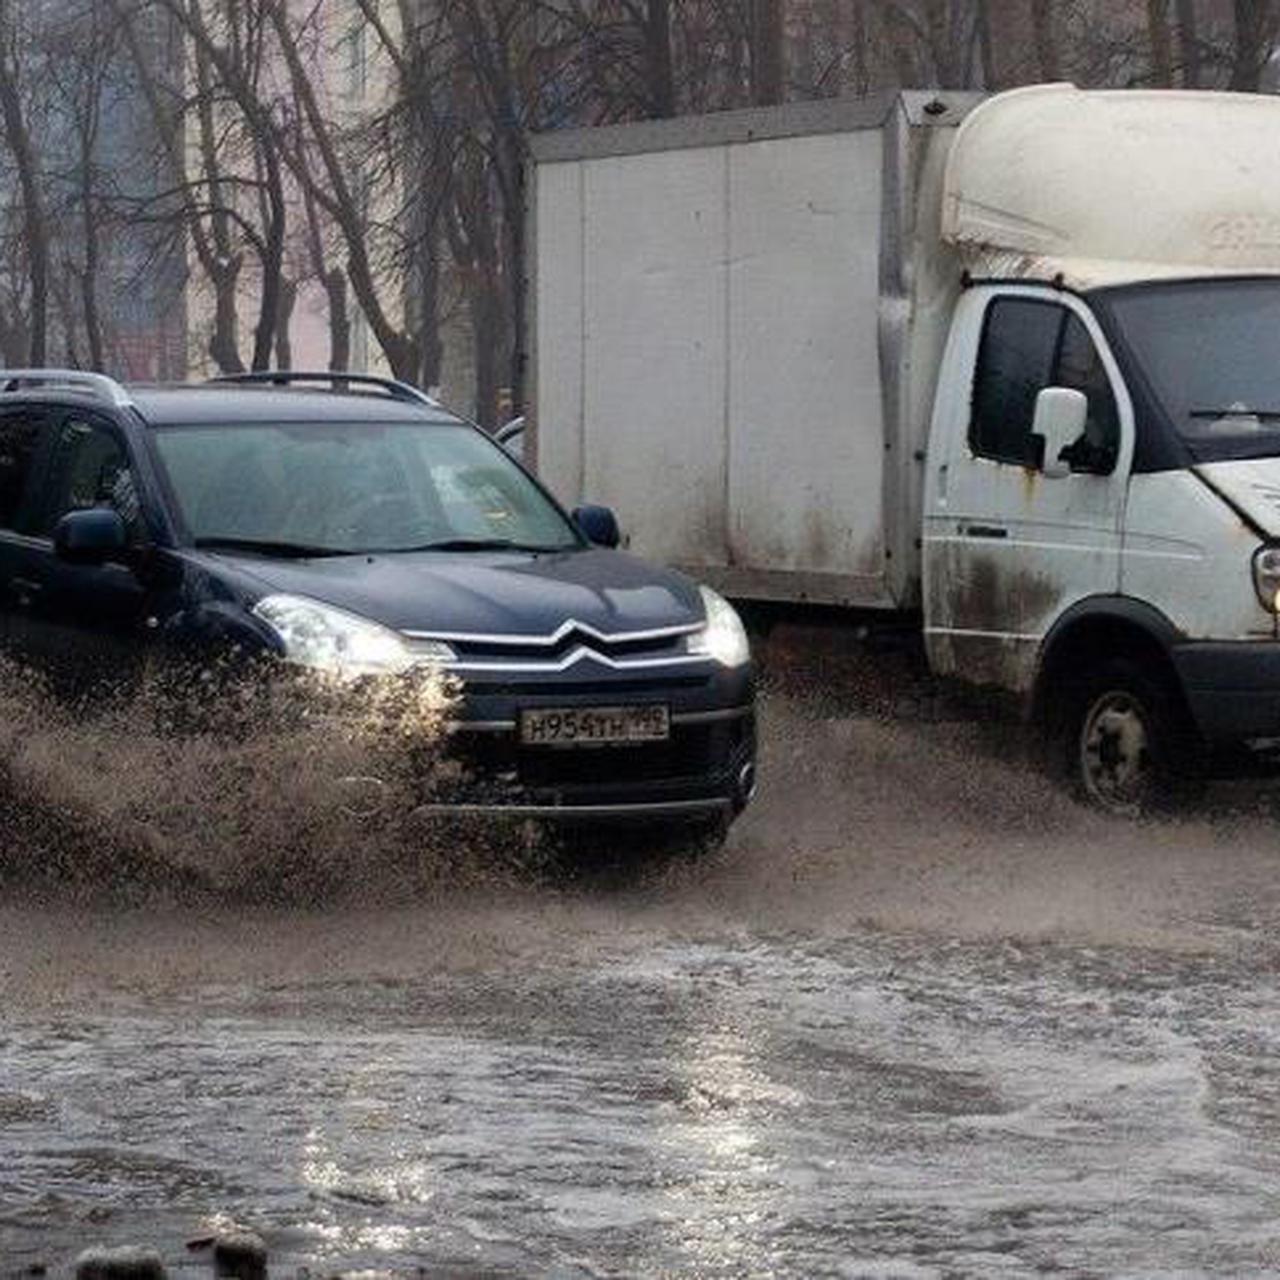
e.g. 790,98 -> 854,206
471,271 -> 503,429
975,0 -> 998,88
79,184 -> 105,370
748,0 -> 785,105
416,243 -> 444,391
644,0 -> 676,117
324,270 -> 350,372
210,260 -> 245,374
1175,0 -> 1200,87
1230,0 -> 1271,91
250,146 -> 286,372
275,277 -> 296,369
1147,0 -> 1174,86
0,18 -> 48,366
1029,0 -> 1058,80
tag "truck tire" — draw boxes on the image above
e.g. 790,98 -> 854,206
1063,657 -> 1199,816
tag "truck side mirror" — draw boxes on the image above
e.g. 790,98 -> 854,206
1031,387 -> 1088,480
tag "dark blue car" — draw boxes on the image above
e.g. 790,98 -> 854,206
0,370 -> 756,834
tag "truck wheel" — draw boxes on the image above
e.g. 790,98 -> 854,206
1065,658 -> 1197,816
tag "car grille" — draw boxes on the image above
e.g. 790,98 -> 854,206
446,628 -> 694,663
459,675 -> 712,698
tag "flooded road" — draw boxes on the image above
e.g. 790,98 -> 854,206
4,650 -> 1280,1276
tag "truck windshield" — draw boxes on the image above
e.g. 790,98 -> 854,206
1102,278 -> 1280,463
152,420 -> 581,556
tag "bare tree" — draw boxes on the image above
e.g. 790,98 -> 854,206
1230,0 -> 1279,90
0,0 -> 49,365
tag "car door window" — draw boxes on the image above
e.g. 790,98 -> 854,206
39,416 -> 144,541
0,411 -> 48,535
970,298 -> 1120,474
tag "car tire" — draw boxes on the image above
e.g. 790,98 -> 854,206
1061,657 -> 1201,816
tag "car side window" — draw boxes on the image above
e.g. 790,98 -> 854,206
39,416 -> 144,541
970,298 -> 1120,475
0,410 -> 47,535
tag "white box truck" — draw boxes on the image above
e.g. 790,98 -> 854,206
527,84 -> 1280,811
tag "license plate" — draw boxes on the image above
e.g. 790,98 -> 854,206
520,705 -> 670,747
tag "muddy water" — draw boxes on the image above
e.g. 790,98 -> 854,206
4,653 -> 1280,1275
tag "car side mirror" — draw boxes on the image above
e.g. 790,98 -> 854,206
53,509 -> 127,565
1032,387 -> 1088,480
573,504 -> 621,549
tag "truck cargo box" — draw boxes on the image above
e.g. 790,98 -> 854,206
528,91 -> 981,608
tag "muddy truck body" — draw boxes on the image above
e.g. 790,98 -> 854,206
527,84 -> 1280,808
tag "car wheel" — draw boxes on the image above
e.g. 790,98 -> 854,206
1064,657 -> 1199,816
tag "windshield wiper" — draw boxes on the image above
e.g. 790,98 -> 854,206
194,536 -> 353,559
1189,407 -> 1280,420
392,537 -> 572,554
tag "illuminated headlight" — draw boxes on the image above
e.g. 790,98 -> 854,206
253,594 -> 455,676
687,585 -> 751,668
1253,547 -> 1280,613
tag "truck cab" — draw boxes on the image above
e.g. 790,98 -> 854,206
920,86 -> 1280,810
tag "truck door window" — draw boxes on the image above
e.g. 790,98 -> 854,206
1055,315 -> 1119,474
0,411 -> 46,535
970,298 -> 1060,467
39,417 -> 143,541
970,298 -> 1119,474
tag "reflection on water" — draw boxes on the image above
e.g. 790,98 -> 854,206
5,933 -> 1280,1275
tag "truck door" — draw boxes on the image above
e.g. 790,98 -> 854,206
923,287 -> 1134,693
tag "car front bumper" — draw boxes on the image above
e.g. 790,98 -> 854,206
435,660 -> 757,820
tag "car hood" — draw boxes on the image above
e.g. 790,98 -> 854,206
198,546 -> 706,638
1195,459 -> 1280,538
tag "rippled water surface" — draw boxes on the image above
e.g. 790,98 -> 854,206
4,649 -> 1280,1276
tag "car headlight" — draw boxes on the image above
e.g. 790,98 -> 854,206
253,594 -> 455,676
687,585 -> 751,668
1253,546 -> 1280,613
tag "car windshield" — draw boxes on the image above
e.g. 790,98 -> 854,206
1101,278 -> 1280,463
152,420 -> 581,555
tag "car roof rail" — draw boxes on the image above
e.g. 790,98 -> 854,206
208,370 -> 439,407
0,368 -> 134,408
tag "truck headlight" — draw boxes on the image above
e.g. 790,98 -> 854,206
254,594 -> 454,676
1253,547 -> 1280,613
687,585 -> 751,668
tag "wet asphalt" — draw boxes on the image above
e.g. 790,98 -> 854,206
3,642 -> 1280,1277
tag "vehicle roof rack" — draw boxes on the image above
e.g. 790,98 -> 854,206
209,370 -> 439,407
0,368 -> 133,408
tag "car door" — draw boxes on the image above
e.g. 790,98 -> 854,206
9,410 -> 156,694
0,406 -> 56,662
923,287 -> 1135,693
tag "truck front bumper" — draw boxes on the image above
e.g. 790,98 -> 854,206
1171,641 -> 1280,745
